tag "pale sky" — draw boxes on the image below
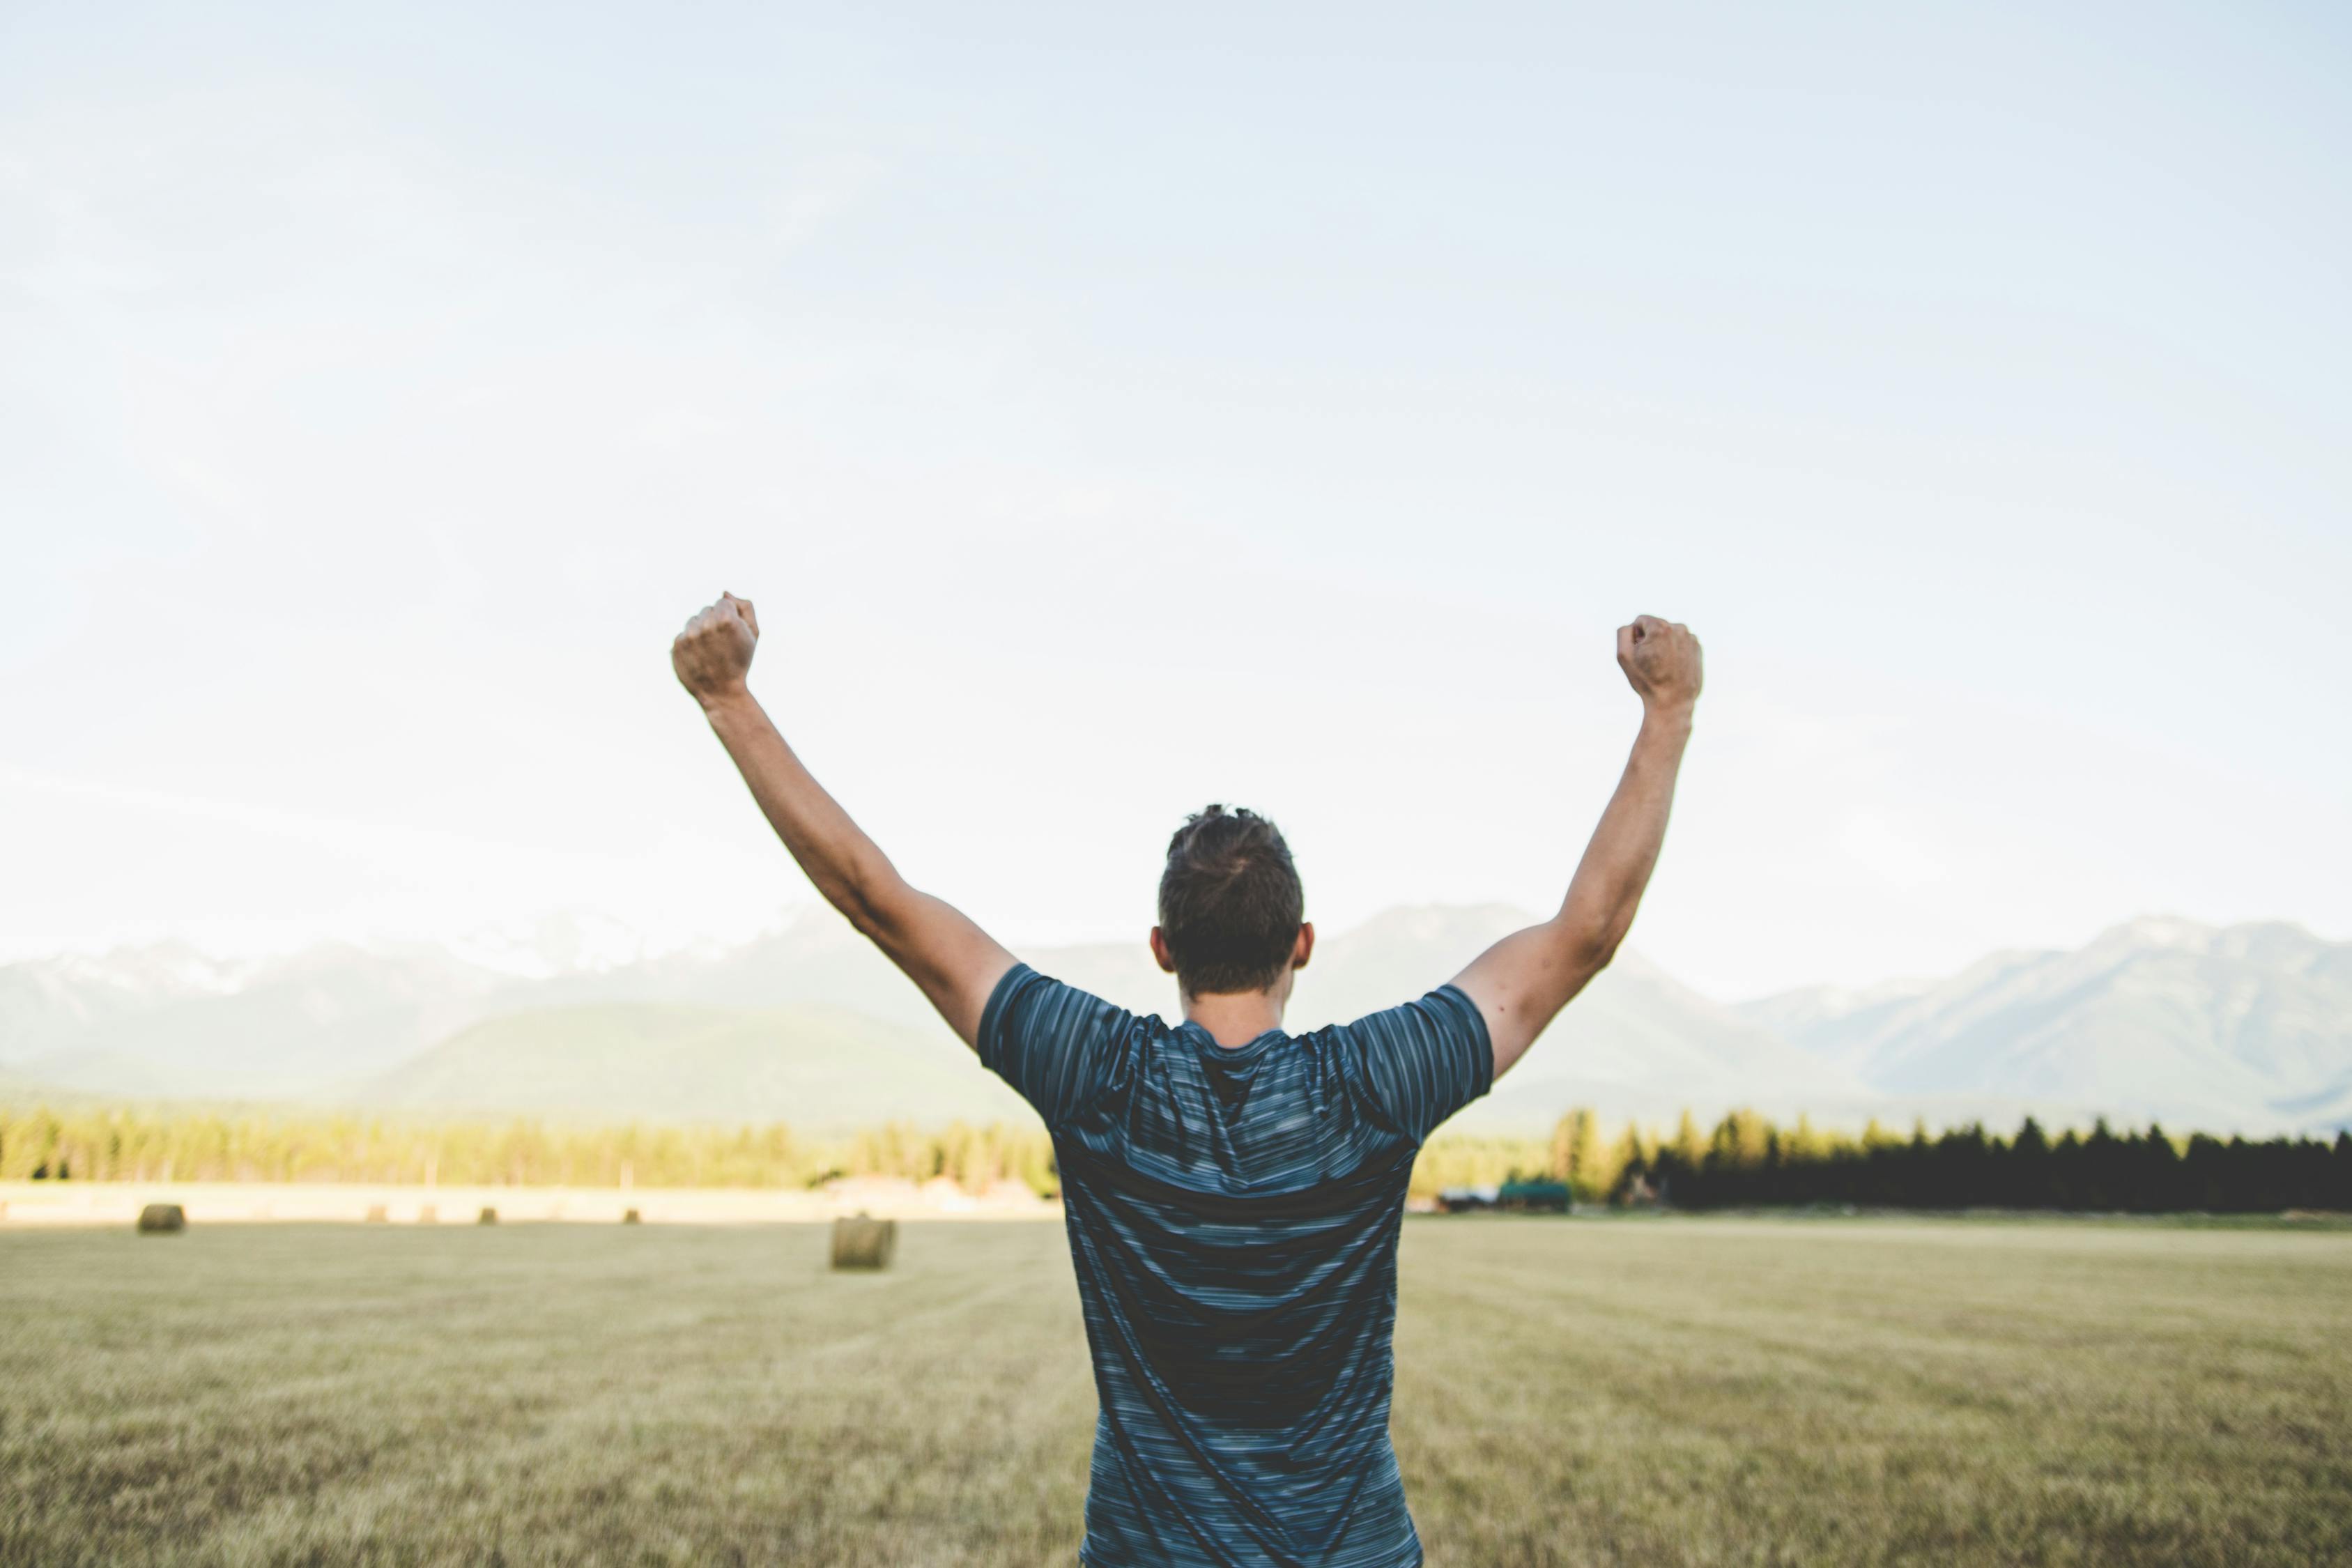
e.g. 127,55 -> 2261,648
3,3 -> 2348,1000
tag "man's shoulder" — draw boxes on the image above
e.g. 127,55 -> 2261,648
989,967 -> 1169,1038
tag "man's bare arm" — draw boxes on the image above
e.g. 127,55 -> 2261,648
672,592 -> 1016,1047
1450,615 -> 1702,1079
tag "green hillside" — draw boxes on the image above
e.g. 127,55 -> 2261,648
360,1002 -> 1037,1130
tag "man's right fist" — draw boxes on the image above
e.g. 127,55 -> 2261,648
1616,615 -> 1702,716
672,592 -> 760,707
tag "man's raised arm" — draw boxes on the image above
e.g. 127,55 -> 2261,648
1450,615 -> 1703,1080
671,592 -> 1016,1047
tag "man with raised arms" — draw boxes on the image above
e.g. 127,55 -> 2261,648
672,592 -> 1702,1568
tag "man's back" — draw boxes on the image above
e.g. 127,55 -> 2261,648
981,965 -> 1493,1568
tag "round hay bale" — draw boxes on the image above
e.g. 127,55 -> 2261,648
137,1203 -> 186,1234
831,1213 -> 896,1270
622,1208 -> 642,1224
417,1204 -> 438,1224
477,1206 -> 499,1225
364,1204 -> 389,1223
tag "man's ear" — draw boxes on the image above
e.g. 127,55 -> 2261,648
1291,922 -> 1315,972
1149,926 -> 1180,975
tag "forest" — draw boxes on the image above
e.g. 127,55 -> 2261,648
4,1102 -> 2347,1213
0,1105 -> 1056,1196
1427,1107 -> 2352,1214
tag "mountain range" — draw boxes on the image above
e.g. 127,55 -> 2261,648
3,907 -> 2346,1137
1737,916 -> 2352,1138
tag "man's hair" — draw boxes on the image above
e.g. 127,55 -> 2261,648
1158,804 -> 1305,995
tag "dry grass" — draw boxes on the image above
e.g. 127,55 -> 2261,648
2,1216 -> 2347,1566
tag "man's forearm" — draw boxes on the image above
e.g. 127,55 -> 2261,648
1450,614 -> 1702,1077
1551,705 -> 1692,968
699,689 -> 905,933
1452,706 -> 1691,1073
671,592 -> 1014,1046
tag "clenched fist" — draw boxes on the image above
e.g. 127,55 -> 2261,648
1616,615 -> 1702,717
672,592 -> 759,708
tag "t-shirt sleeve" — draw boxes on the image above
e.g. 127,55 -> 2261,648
1334,984 -> 1496,1143
976,964 -> 1137,1130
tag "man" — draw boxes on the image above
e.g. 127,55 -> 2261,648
672,593 -> 1701,1568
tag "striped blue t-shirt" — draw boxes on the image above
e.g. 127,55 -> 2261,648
978,964 -> 1494,1568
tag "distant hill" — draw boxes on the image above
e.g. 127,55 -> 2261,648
1281,905 -> 1866,1130
0,940 -> 254,1062
363,1002 -> 1031,1129
6,907 -> 2347,1135
1,941 -> 518,1100
1740,917 -> 2352,1135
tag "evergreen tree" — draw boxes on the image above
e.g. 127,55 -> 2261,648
1654,1109 -> 1705,1204
1569,1112 -> 1617,1204
1546,1112 -> 1580,1186
1607,1126 -> 1647,1202
2008,1118 -> 2051,1208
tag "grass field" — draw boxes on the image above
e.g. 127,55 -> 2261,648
3,1217 -> 2349,1567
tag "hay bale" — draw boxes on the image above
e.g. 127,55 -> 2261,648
831,1213 -> 896,1270
137,1203 -> 186,1234
364,1204 -> 389,1223
417,1204 -> 438,1224
622,1208 -> 641,1224
477,1206 -> 499,1225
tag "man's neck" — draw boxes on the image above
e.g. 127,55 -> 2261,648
1182,987 -> 1288,1050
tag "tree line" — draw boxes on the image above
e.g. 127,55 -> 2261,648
6,1101 -> 2348,1212
0,1105 -> 1056,1196
1411,1108 -> 2352,1213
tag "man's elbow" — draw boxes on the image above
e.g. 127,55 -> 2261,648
836,898 -> 885,942
825,875 -> 897,944
1555,916 -> 1629,979
1575,932 -> 1624,976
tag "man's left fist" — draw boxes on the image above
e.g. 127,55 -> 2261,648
672,592 -> 759,707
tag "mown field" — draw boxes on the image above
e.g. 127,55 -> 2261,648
3,1216 -> 2349,1567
